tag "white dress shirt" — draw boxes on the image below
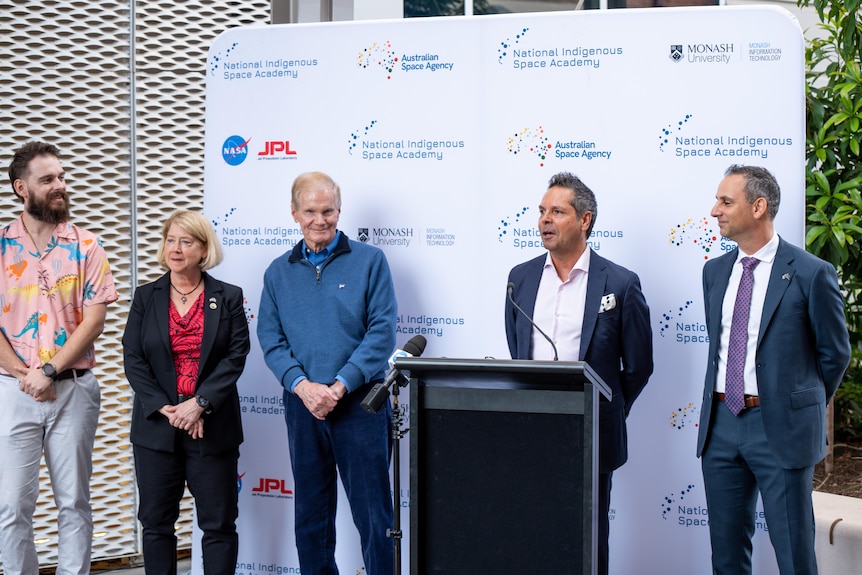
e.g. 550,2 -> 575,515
531,248 -> 591,361
714,233 -> 779,395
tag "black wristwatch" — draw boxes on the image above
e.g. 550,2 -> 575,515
195,395 -> 212,414
41,363 -> 58,380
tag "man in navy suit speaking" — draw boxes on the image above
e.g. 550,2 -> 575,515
697,165 -> 850,574
505,172 -> 653,575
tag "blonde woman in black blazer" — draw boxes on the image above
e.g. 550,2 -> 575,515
123,211 -> 250,575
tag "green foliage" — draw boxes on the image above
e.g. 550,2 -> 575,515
834,378 -> 862,440
834,354 -> 862,440
800,0 -> 862,437
404,0 -> 492,17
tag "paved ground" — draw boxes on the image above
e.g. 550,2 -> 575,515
92,557 -> 191,575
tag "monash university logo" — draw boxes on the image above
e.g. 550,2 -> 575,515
363,227 -> 413,247
667,42 -> 736,64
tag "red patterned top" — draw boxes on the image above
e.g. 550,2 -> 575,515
169,292 -> 204,397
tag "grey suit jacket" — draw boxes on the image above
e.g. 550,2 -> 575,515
696,237 -> 850,468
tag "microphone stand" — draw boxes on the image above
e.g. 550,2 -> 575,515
507,282 -> 559,361
387,370 -> 409,575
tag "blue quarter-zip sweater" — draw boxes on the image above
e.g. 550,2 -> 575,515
257,232 -> 397,394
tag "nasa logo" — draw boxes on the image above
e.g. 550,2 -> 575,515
222,135 -> 251,166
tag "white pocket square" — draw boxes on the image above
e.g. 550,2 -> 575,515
599,293 -> 616,313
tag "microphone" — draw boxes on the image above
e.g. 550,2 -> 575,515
361,335 -> 428,413
507,281 -> 558,361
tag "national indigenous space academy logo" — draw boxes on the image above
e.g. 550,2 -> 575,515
348,120 -> 378,155
497,27 -> 530,66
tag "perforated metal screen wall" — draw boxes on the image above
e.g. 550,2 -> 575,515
0,0 -> 271,566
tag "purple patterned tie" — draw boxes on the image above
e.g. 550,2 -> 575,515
725,257 -> 759,415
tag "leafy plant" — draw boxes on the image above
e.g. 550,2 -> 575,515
800,0 -> 862,438
404,0 -> 493,17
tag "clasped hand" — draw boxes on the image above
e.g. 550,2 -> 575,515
19,368 -> 57,402
295,379 -> 346,420
161,399 -> 205,439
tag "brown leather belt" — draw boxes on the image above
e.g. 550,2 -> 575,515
716,392 -> 760,408
57,368 -> 90,380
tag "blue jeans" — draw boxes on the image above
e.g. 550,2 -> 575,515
285,384 -> 394,575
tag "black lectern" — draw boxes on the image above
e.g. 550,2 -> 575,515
400,357 -> 611,575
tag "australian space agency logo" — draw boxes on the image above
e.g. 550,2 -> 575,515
357,40 -> 397,80
669,45 -> 683,62
668,216 -> 718,260
222,135 -> 250,166
357,228 -> 370,242
670,402 -> 699,431
507,126 -> 551,167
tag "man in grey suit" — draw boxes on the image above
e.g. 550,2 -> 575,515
697,165 -> 851,575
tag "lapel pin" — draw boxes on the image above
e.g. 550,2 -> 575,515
209,298 -> 218,310
782,273 -> 791,281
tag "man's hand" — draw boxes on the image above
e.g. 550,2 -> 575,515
19,368 -> 56,402
295,379 -> 346,420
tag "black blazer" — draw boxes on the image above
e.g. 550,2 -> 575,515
123,272 -> 250,455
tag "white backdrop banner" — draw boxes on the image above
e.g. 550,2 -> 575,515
201,6 -> 803,574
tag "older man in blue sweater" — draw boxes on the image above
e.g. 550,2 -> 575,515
258,171 -> 397,575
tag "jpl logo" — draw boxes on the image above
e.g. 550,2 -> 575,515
252,477 -> 293,494
258,141 -> 298,157
222,135 -> 250,166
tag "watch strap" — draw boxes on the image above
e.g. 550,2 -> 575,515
195,395 -> 213,414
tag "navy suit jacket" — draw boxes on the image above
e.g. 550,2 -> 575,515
696,238 -> 850,469
123,272 -> 250,456
505,251 -> 654,473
